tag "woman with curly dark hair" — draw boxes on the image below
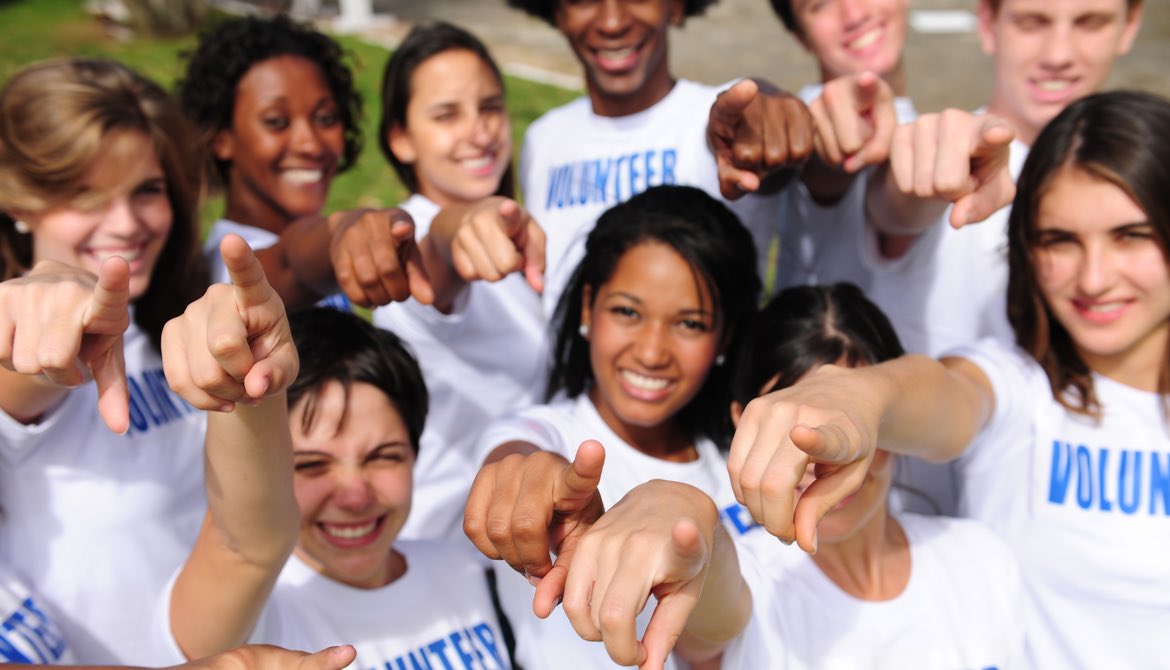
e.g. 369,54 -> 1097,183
178,15 -> 369,309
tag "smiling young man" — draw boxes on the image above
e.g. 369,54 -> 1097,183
507,0 -> 811,317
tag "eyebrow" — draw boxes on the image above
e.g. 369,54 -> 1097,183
604,291 -> 715,317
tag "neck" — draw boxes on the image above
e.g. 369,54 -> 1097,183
1079,329 -> 1169,393
811,510 -> 910,601
588,75 -> 677,118
223,182 -> 294,236
587,387 -> 697,462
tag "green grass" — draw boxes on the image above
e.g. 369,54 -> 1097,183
0,0 -> 580,220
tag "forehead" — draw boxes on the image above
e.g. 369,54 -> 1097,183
69,131 -> 162,206
291,381 -> 408,449
1036,166 -> 1145,228
601,241 -> 712,303
235,54 -> 333,104
408,48 -> 501,100
992,0 -> 1130,17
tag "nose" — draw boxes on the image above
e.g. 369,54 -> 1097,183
1076,241 -> 1118,296
331,467 -> 375,512
597,0 -> 632,35
469,111 -> 500,148
290,117 -> 325,157
633,321 -> 671,368
100,195 -> 141,237
1038,22 -> 1074,69
839,0 -> 870,29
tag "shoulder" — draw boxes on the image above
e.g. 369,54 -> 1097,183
526,96 -> 593,139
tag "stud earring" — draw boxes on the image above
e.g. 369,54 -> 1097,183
12,220 -> 29,234
578,324 -> 589,338
714,354 -> 726,367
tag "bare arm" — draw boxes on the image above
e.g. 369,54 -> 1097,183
728,354 -> 994,553
163,235 -> 300,659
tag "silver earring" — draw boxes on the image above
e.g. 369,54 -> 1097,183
715,354 -> 726,367
578,324 -> 589,338
12,220 -> 29,234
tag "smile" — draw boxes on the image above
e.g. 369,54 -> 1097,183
845,26 -> 883,52
621,369 -> 670,392
318,516 -> 385,546
281,168 -> 326,185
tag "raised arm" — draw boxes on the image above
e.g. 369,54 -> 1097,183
556,480 -> 750,670
163,234 -> 301,660
707,79 -> 814,200
865,109 -> 1016,240
420,197 -> 546,313
0,257 -> 131,433
728,354 -> 995,553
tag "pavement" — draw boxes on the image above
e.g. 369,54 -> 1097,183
328,0 -> 1170,113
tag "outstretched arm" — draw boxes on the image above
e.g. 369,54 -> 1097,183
802,71 -> 897,205
0,257 -> 131,433
707,79 -> 814,200
728,354 -> 994,553
273,209 -> 434,309
420,197 -> 546,313
865,109 -> 1016,241
555,480 -> 750,670
163,234 -> 301,660
0,643 -> 357,670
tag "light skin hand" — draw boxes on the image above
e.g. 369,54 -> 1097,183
888,110 -> 1016,228
161,234 -> 299,412
0,257 -> 131,433
708,79 -> 813,199
557,480 -> 719,669
464,440 -> 605,597
327,207 -> 434,308
175,644 -> 358,670
810,71 -> 897,173
726,364 -> 881,553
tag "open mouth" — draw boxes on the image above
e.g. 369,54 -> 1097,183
845,25 -> 884,52
318,515 -> 385,546
281,168 -> 327,185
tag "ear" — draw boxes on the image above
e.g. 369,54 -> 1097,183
387,124 -> 417,165
976,0 -> 998,56
729,400 -> 744,427
1117,2 -> 1143,56
211,128 -> 235,162
579,284 -> 594,335
669,0 -> 685,26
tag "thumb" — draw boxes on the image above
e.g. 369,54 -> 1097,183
553,439 -> 606,512
300,645 -> 357,670
82,256 -> 131,333
392,219 -> 436,305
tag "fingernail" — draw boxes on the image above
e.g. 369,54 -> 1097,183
526,573 -> 542,588
219,403 -> 235,413
811,532 -> 819,555
553,595 -> 563,610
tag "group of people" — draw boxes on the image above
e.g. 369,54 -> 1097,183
0,0 -> 1164,669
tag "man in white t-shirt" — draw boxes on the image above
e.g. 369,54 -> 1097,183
505,0 -> 815,315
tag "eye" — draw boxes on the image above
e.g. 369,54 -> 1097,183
293,459 -> 330,476
367,444 -> 410,465
678,318 -> 712,333
315,109 -> 341,127
263,115 -> 290,131
134,180 -> 167,198
1116,227 -> 1155,244
1076,14 -> 1113,31
609,305 -> 639,321
1012,14 -> 1048,31
480,99 -> 505,115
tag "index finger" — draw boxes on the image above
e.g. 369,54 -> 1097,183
392,219 -> 436,305
709,79 -> 759,132
219,234 -> 273,306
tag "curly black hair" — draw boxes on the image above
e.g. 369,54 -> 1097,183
506,0 -> 718,26
767,0 -> 799,36
177,14 -> 362,189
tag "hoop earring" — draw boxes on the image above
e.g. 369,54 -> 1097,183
12,220 -> 29,234
578,324 -> 589,339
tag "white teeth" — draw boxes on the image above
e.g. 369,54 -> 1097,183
322,520 -> 377,539
622,370 -> 669,391
283,168 -> 324,185
1036,79 -> 1072,92
90,248 -> 143,263
598,46 -> 635,61
847,27 -> 881,51
1083,302 -> 1124,313
461,156 -> 492,170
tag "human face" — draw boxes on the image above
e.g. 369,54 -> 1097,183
792,0 -> 909,91
291,381 -> 415,589
215,55 -> 345,234
1033,167 -> 1170,389
387,49 -> 511,208
583,242 -> 722,451
555,0 -> 684,117
979,0 -> 1142,146
23,131 -> 171,300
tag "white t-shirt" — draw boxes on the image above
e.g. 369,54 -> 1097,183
156,541 -> 510,669
204,219 -> 350,311
373,194 -> 547,541
952,339 -> 1170,668
774,85 -> 919,294
0,320 -> 207,664
724,513 -> 1024,669
475,395 -> 762,670
0,563 -> 75,664
520,80 -> 775,317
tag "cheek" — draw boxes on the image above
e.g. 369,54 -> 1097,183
293,478 -> 333,521
371,469 -> 413,507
